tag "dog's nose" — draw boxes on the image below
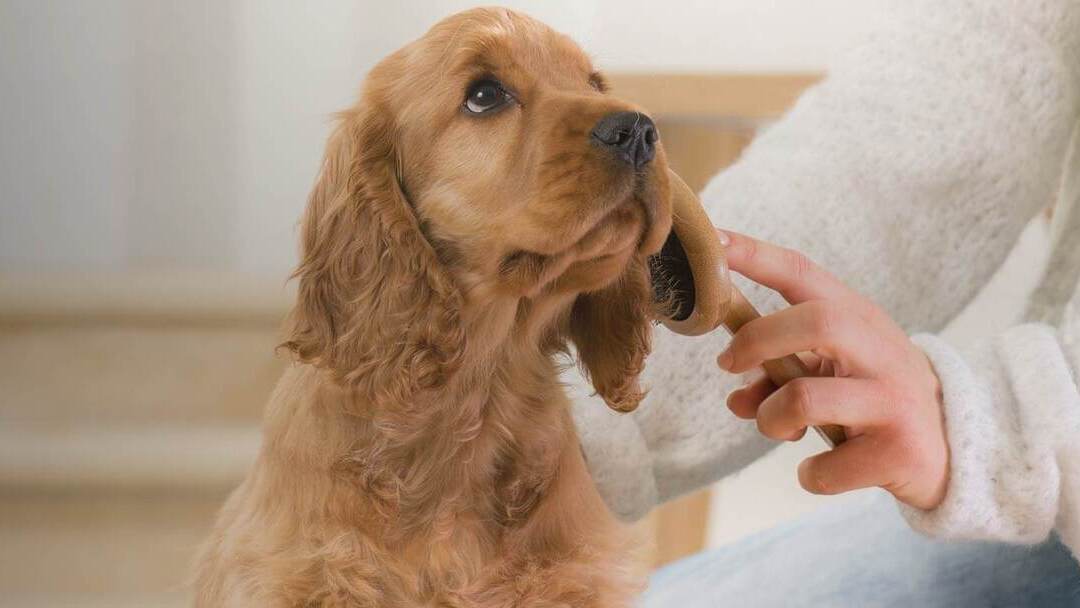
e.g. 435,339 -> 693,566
591,111 -> 657,170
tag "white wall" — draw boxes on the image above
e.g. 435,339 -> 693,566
0,0 -> 892,274
0,1 -> 134,271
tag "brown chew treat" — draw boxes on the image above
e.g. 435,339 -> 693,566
650,170 -> 847,447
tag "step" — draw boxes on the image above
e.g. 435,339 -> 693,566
0,324 -> 284,427
0,426 -> 259,491
0,273 -> 281,603
0,425 -> 258,602
0,490 -> 226,603
0,271 -> 293,325
0,272 -> 290,427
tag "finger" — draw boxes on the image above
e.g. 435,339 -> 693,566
726,374 -> 777,419
720,230 -> 907,343
718,300 -> 899,376
756,377 -> 894,441
720,230 -> 862,305
797,435 -> 896,496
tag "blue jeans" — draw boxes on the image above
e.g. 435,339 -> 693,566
643,493 -> 1080,607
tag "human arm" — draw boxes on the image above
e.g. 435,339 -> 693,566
574,0 -> 1080,521
719,225 -> 1080,560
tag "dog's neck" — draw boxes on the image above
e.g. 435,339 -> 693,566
289,290 -> 581,543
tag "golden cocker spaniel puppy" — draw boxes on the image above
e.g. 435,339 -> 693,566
195,7 -> 677,606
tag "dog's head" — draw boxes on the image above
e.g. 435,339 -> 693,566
284,8 -> 676,412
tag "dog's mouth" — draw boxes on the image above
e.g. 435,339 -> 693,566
498,196 -> 650,296
495,170 -> 728,335
574,171 -> 674,262
577,192 -> 659,261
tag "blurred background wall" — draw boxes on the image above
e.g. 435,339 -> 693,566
0,1 -> 1050,606
1,0 -> 892,275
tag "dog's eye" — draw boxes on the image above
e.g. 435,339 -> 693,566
464,80 -> 511,114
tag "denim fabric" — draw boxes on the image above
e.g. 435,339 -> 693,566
643,493 -> 1080,607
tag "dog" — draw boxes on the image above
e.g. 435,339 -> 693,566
195,7 -> 675,606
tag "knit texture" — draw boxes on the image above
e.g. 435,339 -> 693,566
901,322 -> 1080,559
902,332 -> 1069,542
571,0 -> 1080,542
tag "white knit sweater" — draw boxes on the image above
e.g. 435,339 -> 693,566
570,0 -> 1080,559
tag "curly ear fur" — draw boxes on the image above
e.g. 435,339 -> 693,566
283,105 -> 465,405
568,258 -> 654,412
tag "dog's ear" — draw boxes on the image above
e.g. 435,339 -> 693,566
283,103 -> 464,405
567,258 -> 653,413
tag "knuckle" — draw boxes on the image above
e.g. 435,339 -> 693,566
783,249 -> 815,280
731,324 -> 761,366
786,378 -> 816,423
882,385 -> 916,426
809,301 -> 841,337
741,237 -> 760,266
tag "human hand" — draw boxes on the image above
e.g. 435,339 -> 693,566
716,231 -> 949,510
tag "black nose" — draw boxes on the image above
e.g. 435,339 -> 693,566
591,111 -> 657,170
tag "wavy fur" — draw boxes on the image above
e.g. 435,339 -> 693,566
195,8 -> 671,606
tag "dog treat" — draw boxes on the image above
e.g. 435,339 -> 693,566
651,170 -> 847,447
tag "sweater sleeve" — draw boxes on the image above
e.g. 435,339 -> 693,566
901,286 -> 1080,559
573,0 -> 1080,521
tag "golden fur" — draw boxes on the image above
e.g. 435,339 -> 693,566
195,8 -> 672,606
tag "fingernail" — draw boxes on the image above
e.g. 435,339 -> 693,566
717,347 -> 734,370
717,230 -> 731,247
